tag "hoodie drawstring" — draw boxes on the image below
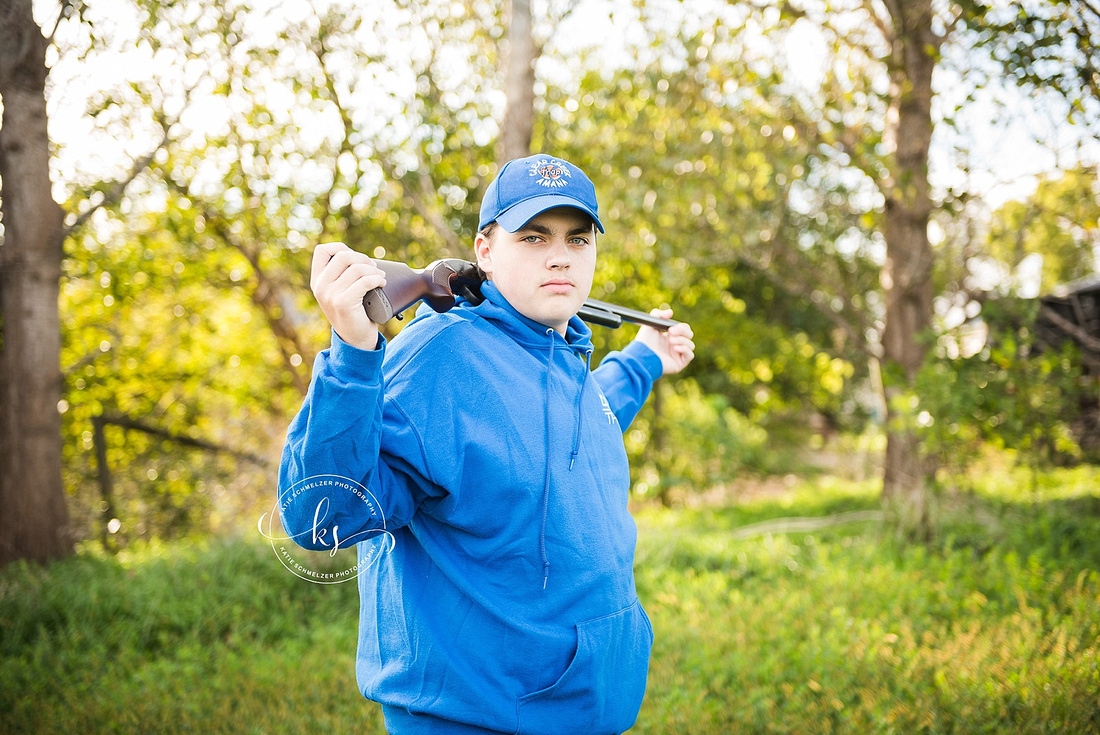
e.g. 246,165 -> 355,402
539,330 -> 594,589
540,329 -> 556,590
570,349 -> 593,470
539,332 -> 594,590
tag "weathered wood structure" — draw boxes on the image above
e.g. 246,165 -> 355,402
1037,275 -> 1100,370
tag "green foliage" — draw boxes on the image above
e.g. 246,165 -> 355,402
60,217 -> 289,548
44,0 -> 1095,559
623,379 -> 776,501
984,167 -> 1100,294
54,0 -> 509,548
0,535 -> 375,732
52,2 -> 889,549
542,30 -> 886,492
3,469 -> 1099,733
539,31 -> 875,491
915,297 -> 1087,476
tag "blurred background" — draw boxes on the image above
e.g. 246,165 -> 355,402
1,0 -> 1099,732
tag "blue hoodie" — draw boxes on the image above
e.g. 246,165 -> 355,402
279,281 -> 665,734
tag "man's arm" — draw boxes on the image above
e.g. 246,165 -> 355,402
592,310 -> 695,429
279,332 -> 393,550
277,243 -> 418,551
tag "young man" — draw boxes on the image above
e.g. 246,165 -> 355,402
279,154 -> 695,734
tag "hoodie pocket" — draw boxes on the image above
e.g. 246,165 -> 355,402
516,600 -> 653,735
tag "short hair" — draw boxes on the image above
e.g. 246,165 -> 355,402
478,222 -> 498,241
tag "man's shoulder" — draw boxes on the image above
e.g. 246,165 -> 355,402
383,306 -> 495,376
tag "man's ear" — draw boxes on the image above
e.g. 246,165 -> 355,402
474,232 -> 493,276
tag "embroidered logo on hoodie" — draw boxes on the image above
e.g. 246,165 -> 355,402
599,391 -> 618,425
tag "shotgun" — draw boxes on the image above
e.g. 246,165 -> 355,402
362,259 -> 677,331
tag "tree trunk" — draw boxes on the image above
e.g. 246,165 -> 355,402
0,1 -> 73,564
497,0 -> 536,164
879,0 -> 939,539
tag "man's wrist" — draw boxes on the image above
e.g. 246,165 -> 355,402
622,340 -> 665,381
328,328 -> 386,383
333,322 -> 381,351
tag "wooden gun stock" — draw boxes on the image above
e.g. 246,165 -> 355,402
362,259 -> 483,324
363,258 -> 677,331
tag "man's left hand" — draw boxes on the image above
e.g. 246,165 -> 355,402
634,310 -> 695,376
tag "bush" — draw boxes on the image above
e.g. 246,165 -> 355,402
626,378 -> 791,502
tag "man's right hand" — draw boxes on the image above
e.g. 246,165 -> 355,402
310,242 -> 387,351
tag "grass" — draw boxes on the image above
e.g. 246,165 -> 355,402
2,467 -> 1099,733
0,537 -> 378,733
633,472 -> 1100,733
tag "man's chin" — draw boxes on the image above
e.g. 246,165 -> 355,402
526,293 -> 589,332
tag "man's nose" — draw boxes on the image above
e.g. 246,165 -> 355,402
546,239 -> 571,269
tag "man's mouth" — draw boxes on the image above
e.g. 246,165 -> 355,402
541,279 -> 575,293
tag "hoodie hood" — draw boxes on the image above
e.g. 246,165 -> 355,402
458,280 -> 595,355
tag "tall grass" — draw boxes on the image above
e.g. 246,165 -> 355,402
0,537 -> 378,733
2,468 -> 1098,733
633,472 -> 1100,733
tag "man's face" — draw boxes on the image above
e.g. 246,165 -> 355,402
475,207 -> 597,335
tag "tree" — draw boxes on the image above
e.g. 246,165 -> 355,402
873,0 -> 942,536
537,17 -> 877,498
565,0 -> 1006,533
719,0 -> 958,535
0,0 -> 72,564
560,3 -> 945,531
54,0 -> 500,546
34,0 -> 1092,548
772,0 -> 1100,534
498,0 -> 537,162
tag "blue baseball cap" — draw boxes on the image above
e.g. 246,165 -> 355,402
478,154 -> 604,233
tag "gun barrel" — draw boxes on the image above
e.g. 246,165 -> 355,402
576,303 -> 623,329
582,298 -> 677,331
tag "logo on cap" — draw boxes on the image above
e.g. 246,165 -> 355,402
530,158 -> 571,189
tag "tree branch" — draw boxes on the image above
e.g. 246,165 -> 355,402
376,154 -> 465,256
95,412 -> 271,467
310,19 -> 358,244
163,175 -> 314,397
59,108 -> 178,248
63,325 -> 122,378
879,0 -> 903,30
1077,0 -> 1100,24
695,242 -> 881,361
941,3 -> 965,39
861,0 -> 894,44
